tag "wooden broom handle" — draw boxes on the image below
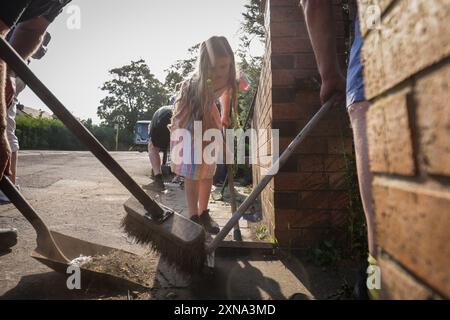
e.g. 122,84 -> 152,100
0,37 -> 165,218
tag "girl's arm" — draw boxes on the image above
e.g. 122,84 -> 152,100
219,89 -> 231,128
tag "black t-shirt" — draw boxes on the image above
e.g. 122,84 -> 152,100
148,105 -> 174,149
1,0 -> 72,28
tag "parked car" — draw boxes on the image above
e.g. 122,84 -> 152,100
132,120 -> 151,152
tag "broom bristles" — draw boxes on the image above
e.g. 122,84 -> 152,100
121,212 -> 206,274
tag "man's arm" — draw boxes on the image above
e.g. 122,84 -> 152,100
8,16 -> 50,62
5,16 -> 50,106
300,0 -> 345,104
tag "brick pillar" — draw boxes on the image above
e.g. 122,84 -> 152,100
252,0 -> 354,249
358,0 -> 450,299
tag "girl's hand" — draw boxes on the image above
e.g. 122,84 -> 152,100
221,115 -> 231,128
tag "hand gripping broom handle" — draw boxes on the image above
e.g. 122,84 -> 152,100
0,37 -> 165,218
206,95 -> 337,253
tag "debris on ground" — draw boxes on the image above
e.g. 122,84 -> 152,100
80,250 -> 159,288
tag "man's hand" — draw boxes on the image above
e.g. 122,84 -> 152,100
0,132 -> 12,180
321,73 -> 346,105
301,0 -> 345,106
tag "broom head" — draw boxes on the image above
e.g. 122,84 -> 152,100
122,196 -> 206,274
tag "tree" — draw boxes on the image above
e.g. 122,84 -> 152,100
236,0 -> 265,125
98,59 -> 168,134
240,0 -> 265,49
164,43 -> 200,92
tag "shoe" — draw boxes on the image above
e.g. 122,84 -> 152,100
199,209 -> 220,235
353,263 -> 370,300
142,174 -> 165,192
0,228 -> 18,251
190,215 -> 200,224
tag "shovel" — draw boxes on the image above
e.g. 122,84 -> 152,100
0,177 -> 152,289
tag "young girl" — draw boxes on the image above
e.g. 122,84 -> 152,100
169,36 -> 239,234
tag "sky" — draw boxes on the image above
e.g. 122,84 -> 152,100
18,0 -> 264,123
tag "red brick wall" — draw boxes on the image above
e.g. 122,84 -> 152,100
252,0 -> 354,249
358,0 -> 450,299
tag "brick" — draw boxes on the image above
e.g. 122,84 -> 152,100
295,54 -> 318,69
415,63 -> 450,177
273,229 -> 302,248
299,228 -> 330,248
367,88 -> 416,175
324,155 -> 349,172
327,191 -> 350,210
384,88 -> 415,176
373,179 -> 450,297
272,103 -> 304,121
272,121 -> 298,137
273,87 -> 296,103
274,192 -> 298,209
271,55 -> 295,69
330,210 -> 349,228
270,0 -> 299,8
279,156 -> 299,172
295,90 -> 321,108
378,255 -> 434,300
299,191 -> 349,210
271,21 -> 309,38
298,155 -> 324,172
360,29 -> 386,98
298,192 -> 331,210
273,227 -> 322,249
272,70 -> 295,86
328,172 -> 349,190
279,137 -> 328,155
361,0 -> 450,98
357,0 -> 395,36
274,172 -> 328,191
277,209 -> 332,229
271,37 -> 313,54
327,137 -> 354,155
270,5 -> 303,23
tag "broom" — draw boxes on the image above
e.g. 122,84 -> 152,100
0,37 -> 205,274
125,94 -> 336,272
205,95 -> 337,255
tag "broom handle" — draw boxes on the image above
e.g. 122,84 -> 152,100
206,95 -> 336,253
219,88 -> 258,196
0,37 -> 165,218
222,127 -> 239,232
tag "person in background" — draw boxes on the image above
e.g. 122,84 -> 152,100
0,31 -> 52,203
0,0 -> 71,252
143,104 -> 174,192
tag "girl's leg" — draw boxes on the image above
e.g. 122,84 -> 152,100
184,178 -> 200,218
198,178 -> 213,213
197,177 -> 219,234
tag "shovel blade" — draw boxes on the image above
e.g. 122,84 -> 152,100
31,231 -> 153,289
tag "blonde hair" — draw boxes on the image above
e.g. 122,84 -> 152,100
171,36 -> 238,132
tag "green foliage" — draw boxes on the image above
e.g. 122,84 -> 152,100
97,59 -> 168,135
239,0 -> 266,48
307,239 -> 342,268
164,44 -> 200,92
15,115 -> 132,151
